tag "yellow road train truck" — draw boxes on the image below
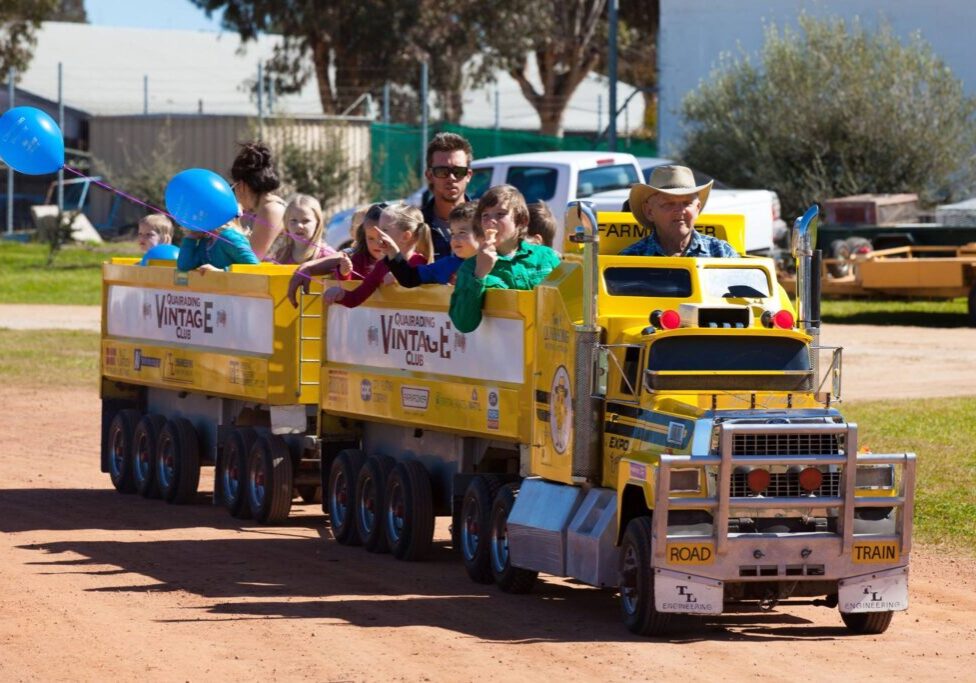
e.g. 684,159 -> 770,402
99,204 -> 914,636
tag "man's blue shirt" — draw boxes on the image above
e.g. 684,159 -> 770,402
620,229 -> 739,257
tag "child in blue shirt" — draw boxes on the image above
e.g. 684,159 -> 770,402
177,222 -> 260,272
378,202 -> 481,287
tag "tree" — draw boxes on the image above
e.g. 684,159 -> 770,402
492,0 -> 608,137
190,1 -> 416,116
0,0 -> 86,79
679,14 -> 976,216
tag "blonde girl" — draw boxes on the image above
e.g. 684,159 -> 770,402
272,194 -> 331,264
324,203 -> 433,308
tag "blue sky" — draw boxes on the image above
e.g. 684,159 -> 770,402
84,0 -> 226,31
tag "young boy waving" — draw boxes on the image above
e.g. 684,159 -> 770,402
449,185 -> 561,333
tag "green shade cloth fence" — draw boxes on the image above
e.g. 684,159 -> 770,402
371,122 -> 657,199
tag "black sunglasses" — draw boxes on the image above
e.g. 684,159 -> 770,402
430,165 -> 469,180
365,202 -> 390,222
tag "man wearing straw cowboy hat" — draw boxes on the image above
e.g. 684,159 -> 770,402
620,165 -> 738,257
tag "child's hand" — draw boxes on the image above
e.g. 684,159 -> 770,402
370,225 -> 399,258
337,253 -> 352,276
474,228 -> 498,279
197,263 -> 221,274
324,286 -> 345,304
287,266 -> 311,307
382,272 -> 395,286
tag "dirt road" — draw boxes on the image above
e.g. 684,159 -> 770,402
1,384 -> 975,682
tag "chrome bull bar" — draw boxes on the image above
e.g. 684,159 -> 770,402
653,422 -> 916,564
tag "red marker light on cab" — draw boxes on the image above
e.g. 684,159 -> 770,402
650,309 -> 681,330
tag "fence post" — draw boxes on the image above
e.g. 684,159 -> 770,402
58,62 -> 64,212
6,67 -> 14,234
419,61 -> 428,180
257,62 -> 264,139
494,85 -> 500,156
143,74 -> 148,115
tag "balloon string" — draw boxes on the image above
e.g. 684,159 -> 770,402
62,165 -> 364,283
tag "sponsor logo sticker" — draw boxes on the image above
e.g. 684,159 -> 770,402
360,379 -> 372,402
852,541 -> 899,564
548,366 -> 572,453
628,461 -> 647,481
401,386 -> 429,410
487,388 -> 499,429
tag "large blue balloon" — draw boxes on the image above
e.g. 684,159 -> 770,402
139,243 -> 181,266
164,168 -> 239,232
0,106 -> 65,175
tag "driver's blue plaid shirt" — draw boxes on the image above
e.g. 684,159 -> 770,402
620,229 -> 739,257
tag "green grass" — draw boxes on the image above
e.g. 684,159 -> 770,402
821,297 -> 971,327
0,241 -> 139,305
844,397 -> 976,552
0,328 -> 99,388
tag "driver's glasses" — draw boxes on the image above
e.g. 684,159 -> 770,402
430,165 -> 469,180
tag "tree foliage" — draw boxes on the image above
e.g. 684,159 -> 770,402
680,14 -> 976,217
0,0 -> 86,79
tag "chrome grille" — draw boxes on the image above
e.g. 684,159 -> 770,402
733,432 -> 842,457
731,470 -> 841,498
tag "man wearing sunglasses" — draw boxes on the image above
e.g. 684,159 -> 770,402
422,132 -> 474,259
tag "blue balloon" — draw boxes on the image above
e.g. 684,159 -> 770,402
164,168 -> 239,232
0,106 -> 65,175
139,243 -> 181,266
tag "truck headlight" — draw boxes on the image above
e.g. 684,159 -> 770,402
855,464 -> 894,489
670,468 -> 701,493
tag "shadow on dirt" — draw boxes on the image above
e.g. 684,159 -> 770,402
5,487 -> 851,643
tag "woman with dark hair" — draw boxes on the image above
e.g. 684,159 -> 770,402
231,141 -> 287,259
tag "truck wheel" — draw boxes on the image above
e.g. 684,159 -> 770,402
132,415 -> 166,499
247,434 -> 294,524
355,455 -> 396,553
489,484 -> 537,593
619,516 -> 671,637
107,409 -> 140,494
460,475 -> 503,583
840,610 -> 894,634
218,427 -> 257,519
384,461 -> 434,561
328,449 -> 365,545
156,417 -> 201,505
827,239 -> 852,278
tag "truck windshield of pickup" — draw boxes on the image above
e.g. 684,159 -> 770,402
700,267 -> 771,298
644,336 -> 812,392
577,164 -> 640,197
506,166 -> 558,202
604,267 -> 692,297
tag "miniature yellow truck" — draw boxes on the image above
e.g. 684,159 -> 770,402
99,204 -> 915,636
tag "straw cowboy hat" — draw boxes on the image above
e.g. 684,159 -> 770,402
628,165 -> 713,230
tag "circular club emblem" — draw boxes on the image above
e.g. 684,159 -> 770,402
549,365 -> 572,454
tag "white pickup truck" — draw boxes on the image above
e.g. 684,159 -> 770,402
326,151 -> 784,254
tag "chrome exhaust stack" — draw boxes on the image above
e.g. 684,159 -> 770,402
791,204 -> 822,375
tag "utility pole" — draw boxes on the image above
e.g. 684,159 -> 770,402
419,62 -> 428,179
58,62 -> 64,211
608,0 -> 619,151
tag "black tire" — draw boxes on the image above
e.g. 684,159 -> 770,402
355,455 -> 396,553
132,414 -> 166,499
246,434 -> 294,524
827,239 -> 852,278
619,516 -> 671,637
384,460 -> 434,561
460,475 -> 503,583
156,417 -> 201,504
217,427 -> 257,519
328,449 -> 366,545
489,484 -> 537,593
841,610 -> 894,634
107,409 -> 140,493
297,485 -> 322,504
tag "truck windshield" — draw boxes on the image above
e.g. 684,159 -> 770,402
603,267 -> 692,297
577,164 -> 640,197
700,267 -> 771,298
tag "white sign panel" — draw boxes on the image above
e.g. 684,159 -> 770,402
655,571 -> 723,614
840,572 -> 909,613
327,306 -> 525,383
107,285 -> 273,355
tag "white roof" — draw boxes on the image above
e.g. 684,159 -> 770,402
475,151 -> 639,166
22,22 -> 643,133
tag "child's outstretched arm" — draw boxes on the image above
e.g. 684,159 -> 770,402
287,253 -> 352,307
